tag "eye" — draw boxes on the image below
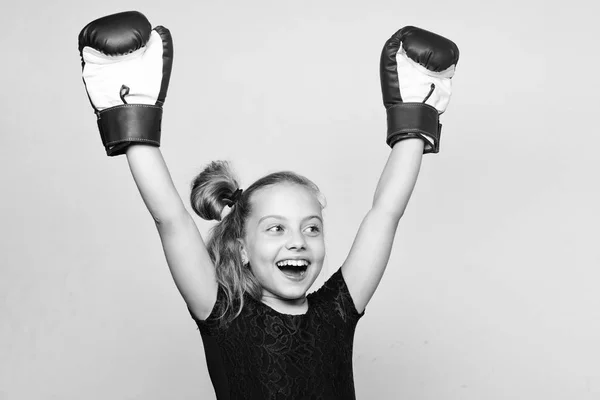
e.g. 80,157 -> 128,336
305,225 -> 321,234
267,225 -> 284,233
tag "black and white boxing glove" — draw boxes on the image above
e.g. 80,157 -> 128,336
78,11 -> 173,156
380,26 -> 459,154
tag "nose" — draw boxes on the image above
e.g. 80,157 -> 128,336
286,229 -> 307,250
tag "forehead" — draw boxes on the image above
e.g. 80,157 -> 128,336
248,184 -> 322,222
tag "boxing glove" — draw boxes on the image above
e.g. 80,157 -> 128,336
380,26 -> 459,154
78,11 -> 173,156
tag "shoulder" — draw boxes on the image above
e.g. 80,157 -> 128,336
308,267 -> 365,323
189,284 -> 241,332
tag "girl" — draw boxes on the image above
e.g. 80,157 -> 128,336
79,11 -> 458,400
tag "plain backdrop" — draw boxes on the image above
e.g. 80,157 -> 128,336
1,0 -> 599,399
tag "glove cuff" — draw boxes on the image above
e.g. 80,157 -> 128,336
97,104 -> 162,156
386,103 -> 441,154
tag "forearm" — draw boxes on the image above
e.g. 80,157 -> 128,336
372,138 -> 424,218
126,145 -> 187,223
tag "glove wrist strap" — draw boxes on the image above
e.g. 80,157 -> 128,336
97,104 -> 163,156
386,103 -> 441,154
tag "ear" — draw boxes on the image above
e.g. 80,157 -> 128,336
237,238 -> 249,265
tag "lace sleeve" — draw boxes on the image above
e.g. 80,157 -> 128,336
188,285 -> 228,336
308,267 -> 365,325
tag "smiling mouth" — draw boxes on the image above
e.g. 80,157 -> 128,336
276,260 -> 310,278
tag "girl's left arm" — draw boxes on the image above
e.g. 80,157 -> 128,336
341,138 -> 425,314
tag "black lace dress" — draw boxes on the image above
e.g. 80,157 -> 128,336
190,267 -> 365,399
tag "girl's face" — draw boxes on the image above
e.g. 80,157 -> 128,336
239,183 -> 325,306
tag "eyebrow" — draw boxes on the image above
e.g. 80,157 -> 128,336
258,215 -> 323,224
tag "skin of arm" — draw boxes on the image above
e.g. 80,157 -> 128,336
126,144 -> 218,320
341,138 -> 425,314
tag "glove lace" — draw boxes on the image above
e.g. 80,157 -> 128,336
422,83 -> 435,104
119,85 -> 130,104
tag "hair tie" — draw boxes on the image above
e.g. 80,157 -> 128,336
227,188 -> 243,207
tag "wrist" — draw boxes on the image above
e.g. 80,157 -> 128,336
390,137 -> 426,153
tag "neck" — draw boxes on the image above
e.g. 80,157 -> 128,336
261,293 -> 308,314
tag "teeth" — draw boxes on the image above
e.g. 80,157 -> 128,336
276,259 -> 310,267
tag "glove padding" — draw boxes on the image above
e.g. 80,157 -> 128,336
79,11 -> 173,156
380,26 -> 459,153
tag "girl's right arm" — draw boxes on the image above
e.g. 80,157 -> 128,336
126,144 -> 218,320
79,12 -> 216,319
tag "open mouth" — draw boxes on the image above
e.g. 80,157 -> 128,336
276,259 -> 310,279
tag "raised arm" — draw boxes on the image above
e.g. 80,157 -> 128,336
342,140 -> 423,314
79,11 -> 217,320
127,146 -> 218,320
341,27 -> 459,313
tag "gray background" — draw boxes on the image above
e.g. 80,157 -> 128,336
1,0 -> 598,399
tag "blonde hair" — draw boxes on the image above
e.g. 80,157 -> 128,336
190,161 -> 325,323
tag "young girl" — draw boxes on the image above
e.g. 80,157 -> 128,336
79,11 -> 458,400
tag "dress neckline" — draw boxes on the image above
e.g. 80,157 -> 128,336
258,296 -> 311,317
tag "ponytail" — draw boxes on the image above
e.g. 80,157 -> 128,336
190,161 -> 261,323
190,160 -> 239,221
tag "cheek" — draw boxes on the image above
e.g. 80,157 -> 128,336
249,236 -> 282,262
310,237 -> 326,258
